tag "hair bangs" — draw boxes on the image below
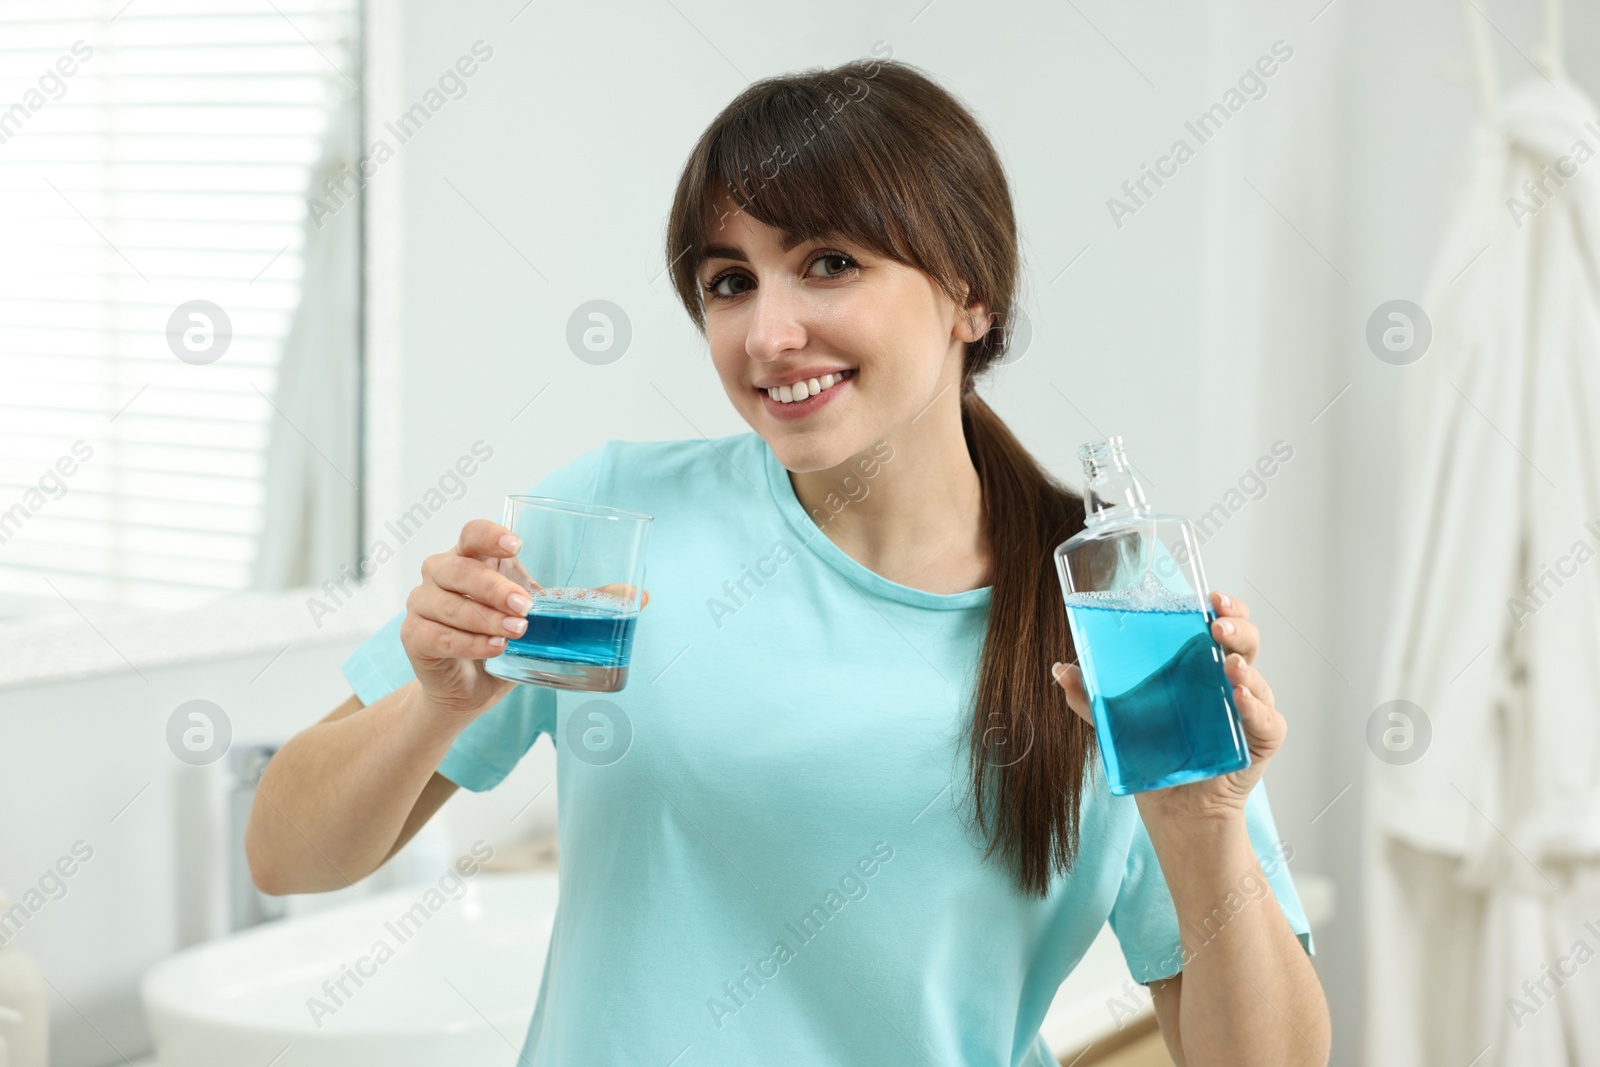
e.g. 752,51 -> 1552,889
667,63 -> 944,330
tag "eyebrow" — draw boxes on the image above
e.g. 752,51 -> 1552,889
701,230 -> 818,265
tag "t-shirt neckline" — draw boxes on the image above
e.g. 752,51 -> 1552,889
758,434 -> 994,612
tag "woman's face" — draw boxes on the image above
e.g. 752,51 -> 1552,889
696,198 -> 983,473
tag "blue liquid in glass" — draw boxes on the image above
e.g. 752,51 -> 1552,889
1065,600 -> 1249,795
504,594 -> 639,669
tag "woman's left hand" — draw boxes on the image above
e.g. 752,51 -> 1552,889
1051,590 -> 1287,825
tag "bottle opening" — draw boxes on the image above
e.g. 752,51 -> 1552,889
1076,435 -> 1126,462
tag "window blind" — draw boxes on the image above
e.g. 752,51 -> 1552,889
0,0 -> 359,620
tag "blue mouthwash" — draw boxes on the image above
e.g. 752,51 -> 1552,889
1053,438 -> 1249,795
504,589 -> 639,669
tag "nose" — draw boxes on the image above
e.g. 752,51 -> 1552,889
743,278 -> 807,364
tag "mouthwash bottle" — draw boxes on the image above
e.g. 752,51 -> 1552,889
1053,437 -> 1249,795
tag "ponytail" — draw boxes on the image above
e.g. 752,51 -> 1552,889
959,388 -> 1094,898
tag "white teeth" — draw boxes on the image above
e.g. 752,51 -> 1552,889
765,369 -> 853,404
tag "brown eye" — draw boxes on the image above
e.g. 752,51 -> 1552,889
704,271 -> 752,300
809,252 -> 857,278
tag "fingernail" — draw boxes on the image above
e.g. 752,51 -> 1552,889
499,534 -> 521,552
1051,661 -> 1066,680
503,616 -> 527,634
1219,592 -> 1231,608
508,592 -> 531,613
1218,619 -> 1235,636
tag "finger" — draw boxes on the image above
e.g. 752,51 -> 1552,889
410,578 -> 527,641
401,612 -> 510,662
1211,589 -> 1250,621
458,518 -> 523,563
429,552 -> 534,616
1050,662 -> 1094,725
1231,672 -> 1286,753
1223,651 -> 1275,713
1210,612 -> 1261,666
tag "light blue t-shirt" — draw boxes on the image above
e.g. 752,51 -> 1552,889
341,431 -> 1313,1066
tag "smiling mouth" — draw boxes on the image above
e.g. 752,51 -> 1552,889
760,368 -> 856,405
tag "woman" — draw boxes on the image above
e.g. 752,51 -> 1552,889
248,57 -> 1331,1065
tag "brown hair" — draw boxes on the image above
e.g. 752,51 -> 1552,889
663,56 -> 1092,898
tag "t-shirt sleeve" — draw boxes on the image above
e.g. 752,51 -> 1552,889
1107,780 -> 1314,984
337,443 -> 612,792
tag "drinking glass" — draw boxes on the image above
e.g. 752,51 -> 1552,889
484,495 -> 653,692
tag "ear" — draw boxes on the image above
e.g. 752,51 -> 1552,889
952,285 -> 993,344
956,302 -> 994,344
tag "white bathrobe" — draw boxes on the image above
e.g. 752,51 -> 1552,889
1364,76 -> 1600,1067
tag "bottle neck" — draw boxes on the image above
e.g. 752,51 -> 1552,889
1079,439 -> 1150,524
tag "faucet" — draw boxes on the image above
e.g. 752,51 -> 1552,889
229,743 -> 287,931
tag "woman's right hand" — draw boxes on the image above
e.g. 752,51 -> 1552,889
400,519 -> 650,720
401,519 -> 531,719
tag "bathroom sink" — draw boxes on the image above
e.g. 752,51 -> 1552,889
140,870 -> 555,1067
140,868 -> 1332,1065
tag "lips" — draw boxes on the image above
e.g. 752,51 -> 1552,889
759,368 -> 856,404
758,367 -> 854,420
